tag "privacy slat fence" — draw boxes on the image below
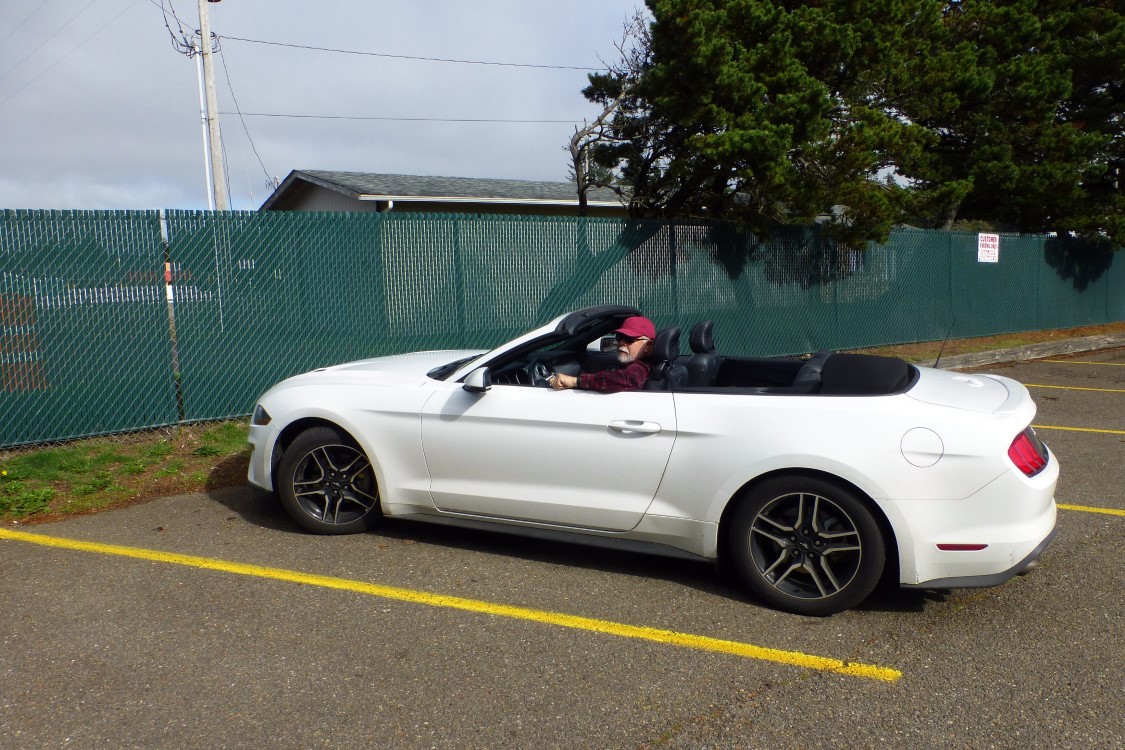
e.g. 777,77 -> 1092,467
2,209 -> 1122,448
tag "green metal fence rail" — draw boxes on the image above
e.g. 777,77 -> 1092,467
2,209 -> 1122,448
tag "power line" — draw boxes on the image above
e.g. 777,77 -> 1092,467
219,34 -> 601,71
154,0 -> 194,56
0,0 -> 142,105
217,46 -> 271,185
218,112 -> 586,124
0,0 -> 54,46
0,0 -> 100,87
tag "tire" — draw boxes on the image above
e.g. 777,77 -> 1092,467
276,426 -> 382,535
728,476 -> 885,616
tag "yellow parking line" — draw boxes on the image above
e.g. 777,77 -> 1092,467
0,528 -> 901,683
1058,504 -> 1125,517
1033,424 -> 1125,435
1042,360 -> 1125,366
1027,384 -> 1125,393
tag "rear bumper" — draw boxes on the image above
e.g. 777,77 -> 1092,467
902,525 -> 1056,589
890,449 -> 1059,587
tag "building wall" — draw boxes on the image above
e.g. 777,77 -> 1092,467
266,184 -> 377,212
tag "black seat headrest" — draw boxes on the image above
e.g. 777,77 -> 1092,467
652,326 -> 682,362
689,320 -> 715,354
792,350 -> 833,391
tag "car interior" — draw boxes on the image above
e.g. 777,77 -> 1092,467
462,306 -> 919,396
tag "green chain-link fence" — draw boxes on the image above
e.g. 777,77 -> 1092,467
1,211 -> 178,447
2,209 -> 1122,447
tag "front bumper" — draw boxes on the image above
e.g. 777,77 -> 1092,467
246,422 -> 276,492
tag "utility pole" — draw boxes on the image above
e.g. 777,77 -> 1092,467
197,0 -> 227,211
195,50 -> 215,210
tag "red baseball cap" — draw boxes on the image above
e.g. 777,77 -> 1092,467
615,315 -> 656,340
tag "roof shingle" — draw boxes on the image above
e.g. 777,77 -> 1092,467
288,170 -> 621,205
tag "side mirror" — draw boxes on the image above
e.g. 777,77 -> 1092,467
600,335 -> 616,353
462,367 -> 492,393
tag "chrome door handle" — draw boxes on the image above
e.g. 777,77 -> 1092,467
608,420 -> 661,434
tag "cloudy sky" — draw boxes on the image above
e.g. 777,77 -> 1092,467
0,0 -> 645,211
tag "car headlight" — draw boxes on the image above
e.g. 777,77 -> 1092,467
251,404 -> 272,426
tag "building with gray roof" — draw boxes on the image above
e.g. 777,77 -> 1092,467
260,170 -> 626,217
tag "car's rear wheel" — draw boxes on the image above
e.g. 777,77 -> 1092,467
277,426 -> 381,534
729,476 -> 884,616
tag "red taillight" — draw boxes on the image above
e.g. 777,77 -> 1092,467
1008,428 -> 1048,477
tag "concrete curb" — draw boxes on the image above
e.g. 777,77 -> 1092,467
917,332 -> 1125,370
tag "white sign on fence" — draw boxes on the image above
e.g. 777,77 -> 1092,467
978,233 -> 1000,263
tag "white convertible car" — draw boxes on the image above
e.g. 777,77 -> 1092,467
247,305 -> 1057,615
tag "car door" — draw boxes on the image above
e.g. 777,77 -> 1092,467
420,382 -> 676,532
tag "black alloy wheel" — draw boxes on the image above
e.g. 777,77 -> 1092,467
729,476 -> 885,616
277,426 -> 381,534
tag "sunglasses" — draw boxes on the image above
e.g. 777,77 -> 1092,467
615,334 -> 650,344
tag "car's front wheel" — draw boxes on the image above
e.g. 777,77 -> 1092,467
729,476 -> 885,616
277,426 -> 382,534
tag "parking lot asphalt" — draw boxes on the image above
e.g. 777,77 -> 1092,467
1,343 -> 1122,750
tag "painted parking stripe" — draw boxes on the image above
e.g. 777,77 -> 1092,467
1027,384 -> 1125,393
1058,504 -> 1125,517
1033,424 -> 1125,435
0,528 -> 902,682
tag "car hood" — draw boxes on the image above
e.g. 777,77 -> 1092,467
319,349 -> 484,376
265,349 -> 485,392
907,367 -> 1024,413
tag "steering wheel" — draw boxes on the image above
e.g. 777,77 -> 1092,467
525,358 -> 557,387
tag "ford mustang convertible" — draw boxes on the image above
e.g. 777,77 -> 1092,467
247,305 -> 1057,615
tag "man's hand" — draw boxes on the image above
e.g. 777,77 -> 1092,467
550,373 -> 578,390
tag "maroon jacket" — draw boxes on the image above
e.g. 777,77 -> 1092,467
577,359 -> 652,394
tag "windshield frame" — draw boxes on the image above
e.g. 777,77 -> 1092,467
426,353 -> 486,381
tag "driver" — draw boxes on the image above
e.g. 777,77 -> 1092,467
549,315 -> 656,394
